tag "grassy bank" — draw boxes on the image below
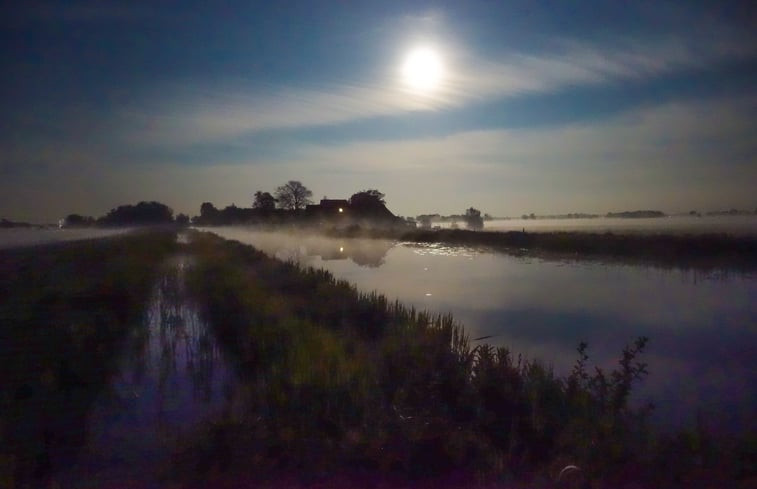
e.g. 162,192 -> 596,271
321,226 -> 757,271
180,231 -> 692,486
0,230 -> 177,487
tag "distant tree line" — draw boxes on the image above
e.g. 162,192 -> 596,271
63,201 -> 186,228
61,181 -> 407,229
704,208 -> 757,216
605,210 -> 665,218
519,210 -> 666,220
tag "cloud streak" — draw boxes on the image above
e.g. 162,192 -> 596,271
119,32 -> 755,147
3,95 -> 754,222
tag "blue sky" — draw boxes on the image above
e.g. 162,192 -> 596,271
1,0 -> 755,221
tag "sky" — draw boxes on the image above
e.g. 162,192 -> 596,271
1,0 -> 755,222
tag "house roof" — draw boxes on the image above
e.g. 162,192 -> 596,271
319,199 -> 349,208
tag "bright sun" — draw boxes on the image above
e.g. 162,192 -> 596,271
401,47 -> 444,92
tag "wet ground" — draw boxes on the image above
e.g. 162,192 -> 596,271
53,254 -> 239,487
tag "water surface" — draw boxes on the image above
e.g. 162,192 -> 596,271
56,255 -> 239,487
206,227 -> 756,434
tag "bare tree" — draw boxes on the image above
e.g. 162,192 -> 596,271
275,181 -> 313,210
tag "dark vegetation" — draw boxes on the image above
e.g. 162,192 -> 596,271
464,207 -> 484,230
63,201 -> 177,228
174,231 -> 757,487
519,213 -> 600,220
0,218 -> 35,228
275,180 -> 313,211
605,210 -> 665,218
0,231 -> 177,487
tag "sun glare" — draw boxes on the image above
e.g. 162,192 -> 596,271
401,47 -> 444,93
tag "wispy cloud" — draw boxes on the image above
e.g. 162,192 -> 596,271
4,95 -> 754,222
119,32 -> 755,147
277,95 -> 757,214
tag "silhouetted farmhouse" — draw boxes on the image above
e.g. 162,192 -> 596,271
306,198 -> 399,226
306,199 -> 350,216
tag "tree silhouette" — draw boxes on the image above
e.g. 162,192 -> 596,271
253,191 -> 277,211
275,181 -> 313,210
200,202 -> 217,219
349,189 -> 385,207
99,201 -> 173,226
63,214 -> 95,227
464,207 -> 484,230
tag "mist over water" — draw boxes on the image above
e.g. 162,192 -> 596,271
443,216 -> 757,236
206,226 -> 757,433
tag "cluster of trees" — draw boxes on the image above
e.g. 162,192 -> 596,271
252,180 -> 324,211
99,201 -> 175,225
193,180 -> 315,226
253,181 -> 387,212
64,201 -> 186,228
463,207 -> 484,230
194,181 -> 397,226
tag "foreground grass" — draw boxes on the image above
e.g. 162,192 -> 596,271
0,230 -> 177,487
320,226 -> 757,272
181,232 -> 714,487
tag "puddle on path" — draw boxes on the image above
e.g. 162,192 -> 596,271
55,254 -> 239,487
